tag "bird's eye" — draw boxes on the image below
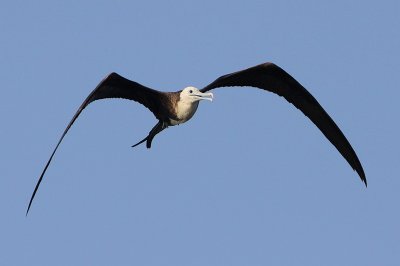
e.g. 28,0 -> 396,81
189,90 -> 193,94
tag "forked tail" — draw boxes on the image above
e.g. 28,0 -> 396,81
131,121 -> 167,149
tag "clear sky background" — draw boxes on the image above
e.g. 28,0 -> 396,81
1,0 -> 399,265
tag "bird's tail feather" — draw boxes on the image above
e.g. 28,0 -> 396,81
131,121 -> 167,149
132,136 -> 148,148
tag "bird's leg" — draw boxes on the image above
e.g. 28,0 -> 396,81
132,121 -> 168,149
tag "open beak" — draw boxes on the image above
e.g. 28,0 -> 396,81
194,92 -> 214,102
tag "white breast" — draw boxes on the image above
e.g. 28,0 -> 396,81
171,101 -> 199,126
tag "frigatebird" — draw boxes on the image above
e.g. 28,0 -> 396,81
26,62 -> 366,214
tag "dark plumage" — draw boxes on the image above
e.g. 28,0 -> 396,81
202,63 -> 366,184
26,62 -> 366,215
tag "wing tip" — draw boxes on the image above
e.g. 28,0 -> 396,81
25,205 -> 31,217
361,175 -> 368,188
26,193 -> 35,216
356,167 -> 367,187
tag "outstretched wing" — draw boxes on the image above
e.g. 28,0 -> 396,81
201,62 -> 366,185
26,73 -> 163,215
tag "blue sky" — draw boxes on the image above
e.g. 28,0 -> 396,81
1,0 -> 399,265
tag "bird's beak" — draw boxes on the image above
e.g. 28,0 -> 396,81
195,92 -> 213,102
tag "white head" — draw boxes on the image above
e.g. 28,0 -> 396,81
179,86 -> 213,103
171,86 -> 213,125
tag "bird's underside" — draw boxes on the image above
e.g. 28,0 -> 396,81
26,62 -> 367,215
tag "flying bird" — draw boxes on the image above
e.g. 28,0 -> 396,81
26,62 -> 366,214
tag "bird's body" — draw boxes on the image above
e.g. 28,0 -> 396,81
26,62 -> 367,214
129,86 -> 213,148
170,99 -> 199,125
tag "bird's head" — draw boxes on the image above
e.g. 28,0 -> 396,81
180,86 -> 213,103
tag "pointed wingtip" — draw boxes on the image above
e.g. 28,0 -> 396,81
362,177 -> 368,188
26,204 -> 31,217
26,192 -> 35,216
360,176 -> 367,187
356,167 -> 367,188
